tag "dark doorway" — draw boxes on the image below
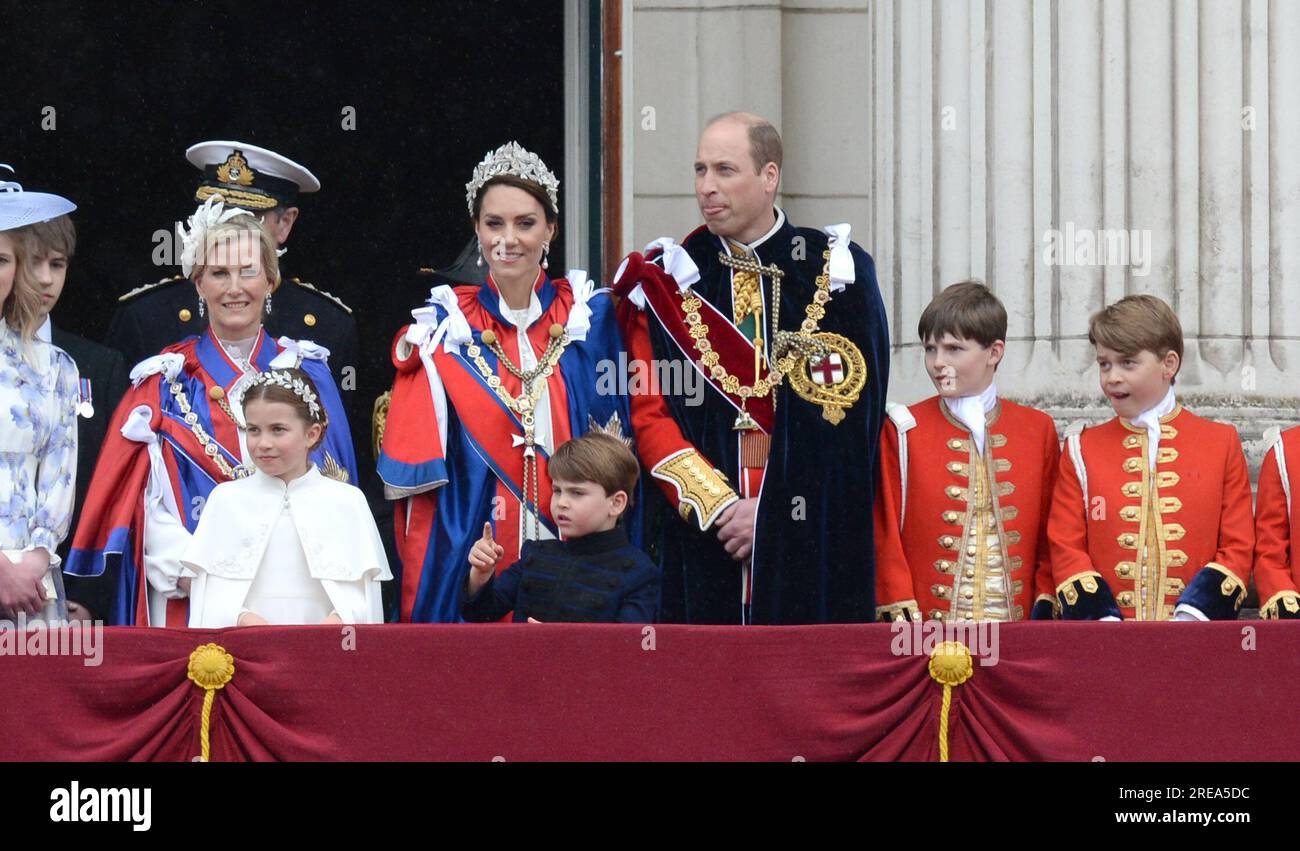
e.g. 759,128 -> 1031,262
1,0 -> 567,405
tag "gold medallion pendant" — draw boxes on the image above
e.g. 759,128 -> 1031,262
786,331 -> 867,424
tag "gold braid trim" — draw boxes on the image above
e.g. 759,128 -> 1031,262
1201,562 -> 1248,610
195,185 -> 278,211
651,449 -> 738,531
1259,589 -> 1300,619
877,599 -> 922,623
372,390 -> 392,460
1034,592 -> 1062,618
1055,571 -> 1103,606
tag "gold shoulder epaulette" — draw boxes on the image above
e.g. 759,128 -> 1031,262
117,275 -> 185,303
289,277 -> 353,314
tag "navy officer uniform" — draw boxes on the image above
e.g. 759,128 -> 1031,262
105,141 -> 360,432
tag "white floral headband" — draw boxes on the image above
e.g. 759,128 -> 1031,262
177,195 -> 259,277
249,370 -> 323,422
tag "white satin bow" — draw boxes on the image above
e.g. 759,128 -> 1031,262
822,223 -> 855,292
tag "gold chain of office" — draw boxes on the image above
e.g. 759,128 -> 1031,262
167,379 -> 249,481
465,323 -> 571,541
682,250 -> 835,399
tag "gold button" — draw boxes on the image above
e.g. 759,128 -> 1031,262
966,545 -> 977,557
304,313 -> 317,327
964,590 -> 974,599
179,308 -> 192,322
946,487 -> 961,498
940,536 -> 954,548
965,569 -> 975,579
549,323 -> 565,339
480,330 -> 497,346
208,386 -> 225,401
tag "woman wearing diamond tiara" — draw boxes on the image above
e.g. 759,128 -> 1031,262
379,142 -> 642,622
181,367 -> 390,627
66,198 -> 359,626
0,170 -> 79,626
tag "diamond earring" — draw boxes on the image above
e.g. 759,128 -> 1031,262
542,241 -> 550,270
265,292 -> 273,315
477,244 -> 484,267
198,298 -> 205,318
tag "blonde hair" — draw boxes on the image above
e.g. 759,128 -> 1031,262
191,214 -> 281,291
3,231 -> 50,341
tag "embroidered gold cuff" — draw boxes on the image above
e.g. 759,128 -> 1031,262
1203,562 -> 1247,610
1260,590 -> 1300,619
653,449 -> 739,531
1056,571 -> 1103,605
877,599 -> 922,623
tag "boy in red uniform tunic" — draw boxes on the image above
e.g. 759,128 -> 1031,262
1251,428 -> 1300,618
875,282 -> 1060,623
1048,295 -> 1253,620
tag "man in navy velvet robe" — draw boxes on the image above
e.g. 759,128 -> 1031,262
615,112 -> 890,625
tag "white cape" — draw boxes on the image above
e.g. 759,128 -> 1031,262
181,465 -> 392,627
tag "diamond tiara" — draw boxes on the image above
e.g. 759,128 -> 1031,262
465,141 -> 559,217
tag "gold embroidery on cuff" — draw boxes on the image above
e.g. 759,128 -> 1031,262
1260,590 -> 1300,619
1056,570 -> 1105,605
652,450 -> 738,531
877,599 -> 922,622
1203,561 -> 1247,610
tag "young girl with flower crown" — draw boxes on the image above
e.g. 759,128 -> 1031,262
181,367 -> 390,627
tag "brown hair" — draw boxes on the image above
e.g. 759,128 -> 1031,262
242,367 -> 329,451
917,280 -> 1007,348
16,215 -> 77,259
705,112 -> 784,174
472,175 -> 559,232
1088,295 -> 1184,381
548,431 -> 640,513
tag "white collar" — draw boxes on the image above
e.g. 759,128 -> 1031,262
1128,386 -> 1177,470
37,315 -> 52,343
498,288 -> 543,331
252,464 -> 322,494
723,207 -> 786,254
942,381 -> 999,455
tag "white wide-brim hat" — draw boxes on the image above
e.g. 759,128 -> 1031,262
0,165 -> 77,232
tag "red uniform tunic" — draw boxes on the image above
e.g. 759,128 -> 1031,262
1251,426 -> 1300,618
1048,404 -> 1254,620
874,396 -> 1059,622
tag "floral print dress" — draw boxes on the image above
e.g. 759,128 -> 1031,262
1,318 -> 79,623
